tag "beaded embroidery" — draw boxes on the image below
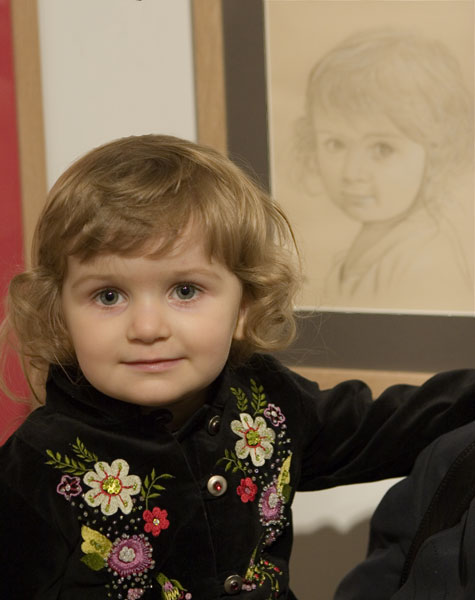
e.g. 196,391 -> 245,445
218,378 -> 292,598
45,438 -> 190,599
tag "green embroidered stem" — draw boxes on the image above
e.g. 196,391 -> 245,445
45,449 -> 89,476
250,379 -> 267,415
45,438 -> 98,476
140,468 -> 174,510
71,437 -> 98,464
231,386 -> 248,412
217,448 -> 247,475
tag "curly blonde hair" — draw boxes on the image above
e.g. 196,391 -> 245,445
2,134 -> 301,399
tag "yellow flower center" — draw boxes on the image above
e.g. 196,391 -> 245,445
102,475 -> 122,495
246,429 -> 261,447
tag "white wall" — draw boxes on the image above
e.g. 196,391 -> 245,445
36,1 -> 397,597
37,0 -> 196,189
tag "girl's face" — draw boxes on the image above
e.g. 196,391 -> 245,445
312,109 -> 426,224
61,226 -> 247,427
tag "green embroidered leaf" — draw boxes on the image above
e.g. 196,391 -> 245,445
250,378 -> 267,415
141,469 -> 174,509
81,553 -> 105,571
282,484 -> 292,504
71,437 -> 98,464
225,462 -> 232,472
44,449 -> 89,476
231,386 -> 248,411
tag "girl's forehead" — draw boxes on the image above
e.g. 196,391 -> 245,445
72,225 -> 217,272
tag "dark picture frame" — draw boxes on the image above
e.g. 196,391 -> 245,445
194,0 -> 475,372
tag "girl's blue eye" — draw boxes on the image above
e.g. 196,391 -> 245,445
175,284 -> 197,300
97,289 -> 121,306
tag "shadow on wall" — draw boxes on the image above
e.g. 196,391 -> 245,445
289,519 -> 370,599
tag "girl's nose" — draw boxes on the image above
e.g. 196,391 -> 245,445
127,302 -> 171,343
342,146 -> 369,182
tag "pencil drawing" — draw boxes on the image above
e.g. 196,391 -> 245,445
294,29 -> 474,311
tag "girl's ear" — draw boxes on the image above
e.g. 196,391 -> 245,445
233,301 -> 248,341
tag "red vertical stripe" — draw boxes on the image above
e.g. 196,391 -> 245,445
0,0 -> 29,442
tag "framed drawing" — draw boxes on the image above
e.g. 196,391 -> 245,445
193,0 -> 475,373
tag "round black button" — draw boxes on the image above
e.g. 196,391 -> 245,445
207,415 -> 221,435
224,574 -> 243,595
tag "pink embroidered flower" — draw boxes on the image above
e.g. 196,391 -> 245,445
107,534 -> 154,578
259,481 -> 285,525
56,475 -> 82,500
237,477 -> 258,503
157,573 -> 192,599
264,403 -> 285,426
127,589 -> 145,600
143,506 -> 170,537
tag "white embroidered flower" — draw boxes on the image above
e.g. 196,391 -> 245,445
83,459 -> 141,515
231,413 -> 275,466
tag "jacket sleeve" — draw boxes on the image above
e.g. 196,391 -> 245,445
287,366 -> 475,489
333,421 -> 475,599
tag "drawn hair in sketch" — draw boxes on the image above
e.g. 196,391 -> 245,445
295,28 -> 474,207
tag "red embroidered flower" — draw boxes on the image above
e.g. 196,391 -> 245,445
237,477 -> 258,503
143,506 -> 170,537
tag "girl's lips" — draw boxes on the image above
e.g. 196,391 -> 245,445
122,358 -> 183,372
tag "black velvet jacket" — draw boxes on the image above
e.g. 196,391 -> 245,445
334,421 -> 475,599
2,354 -> 475,600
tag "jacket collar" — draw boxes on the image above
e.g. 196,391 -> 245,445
45,362 -> 238,435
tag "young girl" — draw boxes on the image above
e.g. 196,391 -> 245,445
295,29 -> 473,312
1,134 -> 475,600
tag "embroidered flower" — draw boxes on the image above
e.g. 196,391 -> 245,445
157,573 -> 192,600
259,481 -> 285,525
127,589 -> 145,600
231,413 -> 275,467
83,459 -> 141,515
237,477 -> 258,503
264,403 -> 285,426
107,534 -> 154,578
143,506 -> 170,537
243,552 -> 283,596
56,474 -> 82,500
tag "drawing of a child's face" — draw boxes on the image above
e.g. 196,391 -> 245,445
313,110 -> 426,223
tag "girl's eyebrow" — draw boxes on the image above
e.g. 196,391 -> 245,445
68,273 -> 119,289
68,267 -> 225,289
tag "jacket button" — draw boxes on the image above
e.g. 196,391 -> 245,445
207,415 -> 221,435
224,574 -> 243,594
207,475 -> 227,497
